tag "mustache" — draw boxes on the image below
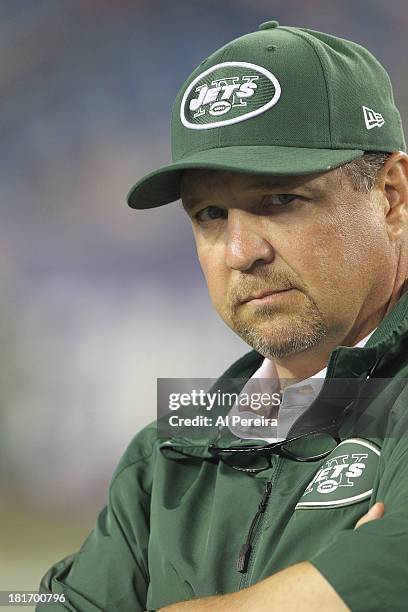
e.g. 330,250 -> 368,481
228,270 -> 300,305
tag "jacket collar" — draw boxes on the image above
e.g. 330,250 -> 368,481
326,288 -> 408,379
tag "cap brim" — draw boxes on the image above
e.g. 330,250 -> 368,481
127,146 -> 364,209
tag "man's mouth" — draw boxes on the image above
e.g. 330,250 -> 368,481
242,288 -> 294,303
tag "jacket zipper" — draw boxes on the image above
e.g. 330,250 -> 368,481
236,479 -> 272,574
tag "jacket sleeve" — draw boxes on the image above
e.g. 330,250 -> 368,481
37,430 -> 155,612
309,436 -> 408,612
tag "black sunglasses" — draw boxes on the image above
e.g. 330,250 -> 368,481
161,408 -> 350,474
207,421 -> 342,474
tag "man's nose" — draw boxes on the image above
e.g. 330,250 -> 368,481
225,209 -> 275,271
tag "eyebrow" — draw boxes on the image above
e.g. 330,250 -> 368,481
181,196 -> 207,211
181,177 -> 314,211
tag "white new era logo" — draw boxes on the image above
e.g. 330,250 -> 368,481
362,106 -> 385,130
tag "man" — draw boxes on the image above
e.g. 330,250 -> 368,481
39,21 -> 408,611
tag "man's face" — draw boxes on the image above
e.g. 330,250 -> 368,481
180,168 -> 391,359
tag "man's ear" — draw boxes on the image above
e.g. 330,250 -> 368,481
379,151 -> 408,242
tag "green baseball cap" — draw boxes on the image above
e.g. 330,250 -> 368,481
127,20 -> 405,209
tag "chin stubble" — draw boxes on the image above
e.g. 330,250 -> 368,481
227,292 -> 329,359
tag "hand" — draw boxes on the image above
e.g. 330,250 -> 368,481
354,501 -> 385,529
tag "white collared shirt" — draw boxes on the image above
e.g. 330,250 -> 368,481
227,328 -> 377,443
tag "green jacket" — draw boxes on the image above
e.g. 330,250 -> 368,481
39,291 -> 408,612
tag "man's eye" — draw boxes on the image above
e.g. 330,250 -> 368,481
262,194 -> 297,208
195,206 -> 227,223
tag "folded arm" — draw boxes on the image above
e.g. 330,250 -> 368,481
159,502 -> 385,612
159,561 -> 348,611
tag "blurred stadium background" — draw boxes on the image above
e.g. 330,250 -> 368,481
1,0 -> 407,605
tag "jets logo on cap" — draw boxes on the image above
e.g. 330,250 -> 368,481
180,61 -> 281,130
363,106 -> 385,130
